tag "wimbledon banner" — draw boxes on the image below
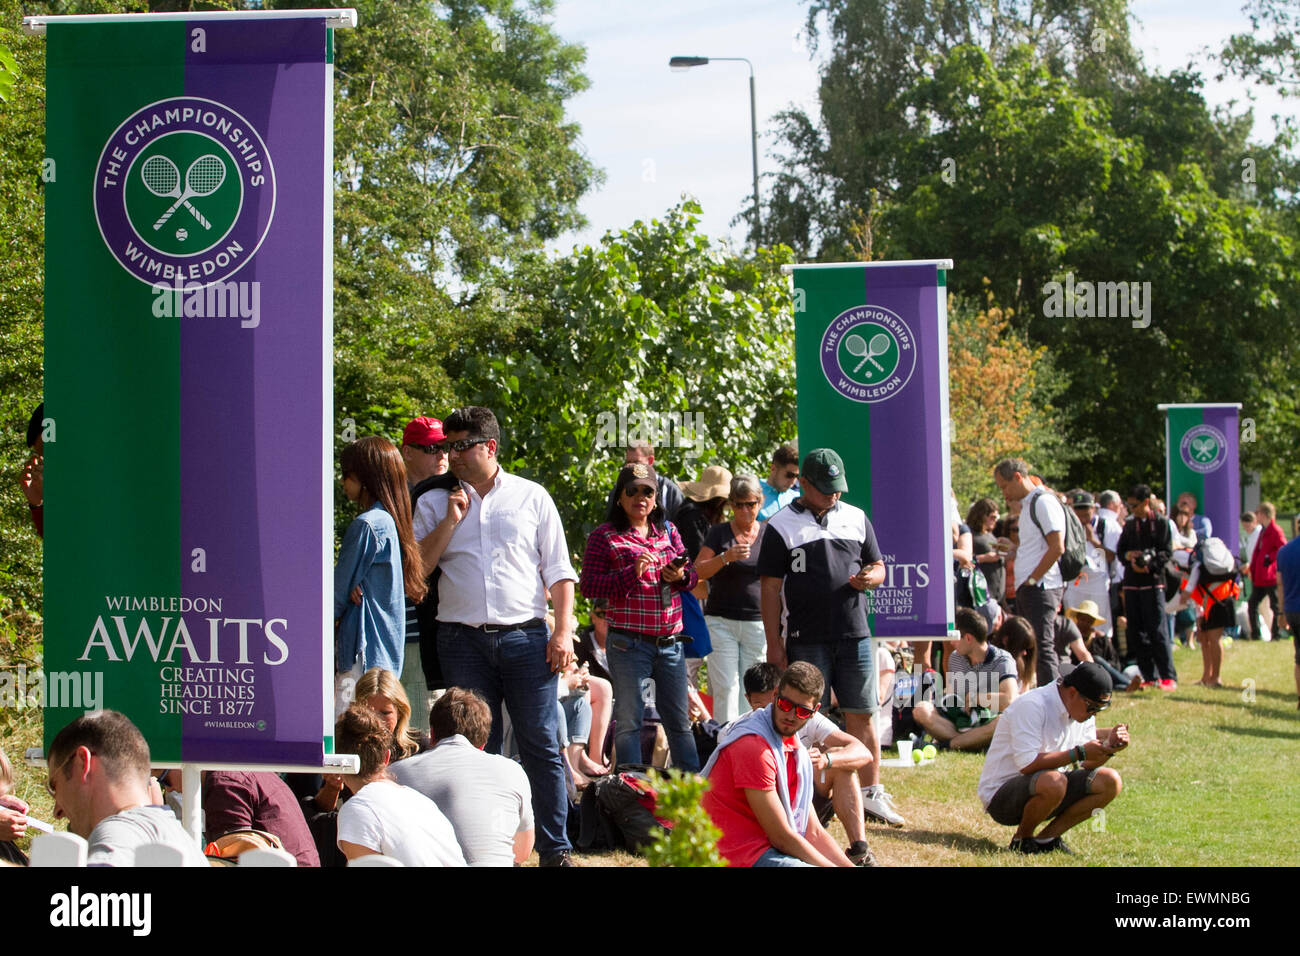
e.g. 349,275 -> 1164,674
1159,403 -> 1242,549
42,14 -> 336,764
788,261 -> 955,641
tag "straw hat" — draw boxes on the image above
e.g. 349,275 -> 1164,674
1065,600 -> 1105,631
680,465 -> 733,502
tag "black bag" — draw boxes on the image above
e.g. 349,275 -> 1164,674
584,766 -> 670,854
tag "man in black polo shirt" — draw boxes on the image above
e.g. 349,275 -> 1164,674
758,448 -> 903,827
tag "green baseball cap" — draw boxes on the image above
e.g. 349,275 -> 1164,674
802,448 -> 848,495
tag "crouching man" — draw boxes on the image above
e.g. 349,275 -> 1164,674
701,662 -> 854,867
976,662 -> 1129,855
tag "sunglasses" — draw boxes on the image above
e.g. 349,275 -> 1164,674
783,471 -> 799,480
411,443 -> 448,455
732,500 -> 761,509
1082,696 -> 1111,715
623,486 -> 655,499
446,437 -> 490,453
775,694 -> 819,720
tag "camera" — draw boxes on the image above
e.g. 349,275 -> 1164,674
1133,549 -> 1157,570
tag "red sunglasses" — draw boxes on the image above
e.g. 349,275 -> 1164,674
775,694 -> 819,720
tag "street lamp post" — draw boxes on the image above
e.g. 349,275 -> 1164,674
669,55 -> 761,243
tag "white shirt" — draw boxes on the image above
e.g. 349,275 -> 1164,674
1242,525 -> 1261,566
412,468 -> 576,627
337,779 -> 467,867
1100,509 -> 1124,584
1017,487 -> 1066,589
977,682 -> 1096,809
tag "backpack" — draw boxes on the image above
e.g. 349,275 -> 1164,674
578,766 -> 672,854
1197,537 -> 1236,576
1027,489 -> 1087,582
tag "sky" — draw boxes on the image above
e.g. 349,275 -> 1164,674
545,0 -> 1294,254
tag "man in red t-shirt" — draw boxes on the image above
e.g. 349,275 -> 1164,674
701,662 -> 853,867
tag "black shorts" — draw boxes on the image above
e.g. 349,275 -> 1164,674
986,767 -> 1098,827
1199,598 -> 1235,631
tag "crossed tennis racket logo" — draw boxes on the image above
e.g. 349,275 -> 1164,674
843,330 -> 893,376
1190,436 -> 1218,461
140,153 -> 226,231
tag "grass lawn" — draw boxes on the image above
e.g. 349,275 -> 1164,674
5,638 -> 1297,867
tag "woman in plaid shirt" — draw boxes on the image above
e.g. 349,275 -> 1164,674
580,463 -> 701,772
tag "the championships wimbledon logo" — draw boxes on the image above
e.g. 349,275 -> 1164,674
819,304 -> 917,404
94,97 -> 275,287
1179,423 -> 1229,474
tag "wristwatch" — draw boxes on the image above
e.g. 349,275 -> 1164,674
1025,575 -> 1039,588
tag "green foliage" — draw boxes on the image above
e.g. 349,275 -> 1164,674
767,0 -> 1300,508
450,200 -> 797,554
643,768 -> 725,868
1218,0 -> 1300,96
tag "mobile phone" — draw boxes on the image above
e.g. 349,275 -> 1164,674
669,555 -> 688,569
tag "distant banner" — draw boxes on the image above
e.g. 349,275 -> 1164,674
43,16 -> 335,763
1161,404 -> 1241,549
790,262 -> 954,640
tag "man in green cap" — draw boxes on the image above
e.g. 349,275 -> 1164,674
758,448 -> 904,828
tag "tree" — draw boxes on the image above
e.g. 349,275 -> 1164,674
1219,0 -> 1300,96
947,291 -> 1067,504
449,200 -> 797,546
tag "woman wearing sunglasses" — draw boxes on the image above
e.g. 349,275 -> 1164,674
696,474 -> 769,724
579,463 -> 701,772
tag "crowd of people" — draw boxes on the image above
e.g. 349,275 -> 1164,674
9,404 -> 1297,867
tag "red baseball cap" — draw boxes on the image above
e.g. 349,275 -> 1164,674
402,417 -> 445,446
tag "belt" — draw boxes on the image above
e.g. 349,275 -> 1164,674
610,627 -> 681,648
453,618 -> 546,634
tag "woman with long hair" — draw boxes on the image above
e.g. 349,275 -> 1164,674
335,436 -> 426,715
580,462 -> 700,772
967,497 -> 1006,606
355,666 -> 429,759
990,615 -> 1038,693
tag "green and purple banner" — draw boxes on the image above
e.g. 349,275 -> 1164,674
1161,403 -> 1241,548
43,15 -> 335,764
790,261 -> 955,640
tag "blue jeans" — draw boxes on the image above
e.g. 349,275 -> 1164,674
558,694 -> 592,746
607,630 -> 699,772
438,621 -> 570,857
753,847 -> 813,867
788,637 -> 878,714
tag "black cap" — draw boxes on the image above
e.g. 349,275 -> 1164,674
1063,662 -> 1112,702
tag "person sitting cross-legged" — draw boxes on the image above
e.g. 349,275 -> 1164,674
913,607 -> 1018,752
977,662 -> 1129,855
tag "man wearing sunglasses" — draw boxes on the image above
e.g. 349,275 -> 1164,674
701,662 -> 855,866
412,406 -> 579,867
977,662 -> 1130,854
758,443 -> 800,522
46,710 -> 207,866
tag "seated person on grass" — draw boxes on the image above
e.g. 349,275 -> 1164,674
913,607 -> 1017,751
702,662 -> 854,867
741,662 -> 878,866
976,662 -> 1129,855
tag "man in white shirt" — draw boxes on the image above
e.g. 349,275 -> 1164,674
994,458 -> 1066,686
1097,490 -> 1126,635
977,663 -> 1130,854
413,406 -> 578,867
390,687 -> 535,866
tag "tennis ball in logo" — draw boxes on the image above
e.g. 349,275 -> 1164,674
256,720 -> 266,732
124,131 -> 242,257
